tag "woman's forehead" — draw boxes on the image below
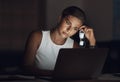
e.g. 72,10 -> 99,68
67,16 -> 83,26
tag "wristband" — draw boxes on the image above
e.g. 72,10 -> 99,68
89,45 -> 96,48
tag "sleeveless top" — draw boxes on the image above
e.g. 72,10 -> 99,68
35,31 -> 74,70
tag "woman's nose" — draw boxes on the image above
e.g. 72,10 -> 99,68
66,26 -> 71,32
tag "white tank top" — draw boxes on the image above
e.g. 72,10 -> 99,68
35,31 -> 74,70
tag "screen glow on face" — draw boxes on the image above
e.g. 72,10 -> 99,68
64,17 -> 80,31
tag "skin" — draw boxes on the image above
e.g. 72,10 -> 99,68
23,15 -> 96,76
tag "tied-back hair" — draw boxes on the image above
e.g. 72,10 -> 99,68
61,6 -> 86,24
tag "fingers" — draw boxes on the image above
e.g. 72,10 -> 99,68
79,25 -> 93,33
79,25 -> 86,31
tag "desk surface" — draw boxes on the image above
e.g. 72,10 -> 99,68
0,74 -> 120,82
56,80 -> 120,82
1,80 -> 120,82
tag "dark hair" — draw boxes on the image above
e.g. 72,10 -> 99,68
61,6 -> 86,24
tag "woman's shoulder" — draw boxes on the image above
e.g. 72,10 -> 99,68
27,30 -> 43,43
27,30 -> 51,44
30,30 -> 42,37
31,30 -> 50,34
31,30 -> 42,34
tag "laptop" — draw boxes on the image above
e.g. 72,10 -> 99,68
52,48 -> 109,81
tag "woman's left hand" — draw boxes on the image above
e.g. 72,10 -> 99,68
79,25 -> 96,46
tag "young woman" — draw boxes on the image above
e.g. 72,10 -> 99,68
23,6 -> 96,76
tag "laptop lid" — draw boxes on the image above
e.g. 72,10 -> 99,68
53,48 -> 109,80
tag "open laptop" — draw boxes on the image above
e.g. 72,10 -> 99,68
52,48 -> 109,81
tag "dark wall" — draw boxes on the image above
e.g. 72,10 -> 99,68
0,0 -> 45,51
0,0 -> 46,75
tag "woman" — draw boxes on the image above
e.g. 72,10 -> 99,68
23,6 -> 96,76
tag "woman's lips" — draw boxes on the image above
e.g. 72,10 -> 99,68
63,32 -> 69,37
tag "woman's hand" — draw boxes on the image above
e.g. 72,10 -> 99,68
79,25 -> 96,46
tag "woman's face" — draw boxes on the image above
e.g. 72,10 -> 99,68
58,15 -> 83,38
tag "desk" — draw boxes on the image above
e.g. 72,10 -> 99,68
0,80 -> 120,82
0,74 -> 120,82
56,80 -> 120,82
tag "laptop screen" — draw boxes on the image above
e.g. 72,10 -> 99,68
53,48 -> 109,80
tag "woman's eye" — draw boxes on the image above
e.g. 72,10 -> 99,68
65,20 -> 70,25
65,18 -> 71,25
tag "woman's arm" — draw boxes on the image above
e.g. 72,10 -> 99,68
22,31 -> 53,76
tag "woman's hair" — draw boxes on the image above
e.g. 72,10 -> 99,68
61,6 -> 86,24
